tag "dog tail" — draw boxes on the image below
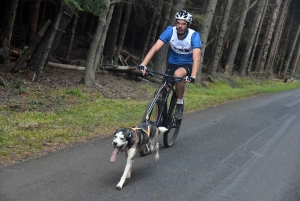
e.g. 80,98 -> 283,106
158,127 -> 168,134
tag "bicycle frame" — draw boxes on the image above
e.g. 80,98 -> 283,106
144,71 -> 182,127
139,70 -> 186,152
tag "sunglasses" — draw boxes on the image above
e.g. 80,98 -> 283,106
176,22 -> 188,26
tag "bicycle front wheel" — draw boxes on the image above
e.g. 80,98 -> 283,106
139,97 -> 163,156
163,93 -> 182,147
163,118 -> 182,147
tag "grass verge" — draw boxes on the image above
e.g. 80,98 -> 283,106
1,77 -> 300,166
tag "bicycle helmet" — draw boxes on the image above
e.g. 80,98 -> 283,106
175,10 -> 192,24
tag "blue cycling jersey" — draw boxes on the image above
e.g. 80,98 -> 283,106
159,26 -> 201,65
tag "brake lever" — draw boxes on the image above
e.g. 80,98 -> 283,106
147,71 -> 154,77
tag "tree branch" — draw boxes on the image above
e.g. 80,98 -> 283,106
249,0 -> 258,10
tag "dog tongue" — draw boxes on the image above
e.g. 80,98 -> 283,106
110,148 -> 119,162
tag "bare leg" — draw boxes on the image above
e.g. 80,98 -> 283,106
174,67 -> 187,99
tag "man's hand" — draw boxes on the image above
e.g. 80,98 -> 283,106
138,64 -> 147,75
185,76 -> 195,83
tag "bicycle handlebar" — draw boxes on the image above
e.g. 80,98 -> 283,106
146,70 -> 186,82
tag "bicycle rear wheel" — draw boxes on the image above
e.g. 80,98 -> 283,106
139,97 -> 162,156
163,92 -> 182,147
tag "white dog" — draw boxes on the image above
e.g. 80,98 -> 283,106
110,121 -> 168,190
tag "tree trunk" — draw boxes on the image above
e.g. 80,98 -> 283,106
275,49 -> 284,75
15,0 -> 26,47
114,0 -> 132,64
151,0 -> 186,73
152,0 -> 174,73
148,0 -> 164,48
140,8 -> 158,61
198,0 -> 218,81
84,0 -> 110,86
94,1 -> 115,71
295,57 -> 300,76
85,14 -> 96,35
265,0 -> 289,75
51,5 -> 75,57
76,11 -> 87,36
282,24 -> 300,77
208,0 -> 233,78
65,15 -> 78,59
27,0 -> 42,44
239,0 -> 265,76
103,2 -> 123,63
10,20 -> 51,73
248,0 -> 269,71
258,0 -> 282,76
252,1 -> 270,72
0,0 -> 18,64
27,2 -> 74,72
224,0 -> 251,76
279,0 -> 296,76
32,4 -> 63,82
290,38 -> 300,78
158,0 -> 173,34
169,0 -> 186,25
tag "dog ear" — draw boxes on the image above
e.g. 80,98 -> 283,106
125,128 -> 132,139
125,129 -> 133,145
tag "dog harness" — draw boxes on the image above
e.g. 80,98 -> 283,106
131,126 -> 150,137
123,126 -> 150,153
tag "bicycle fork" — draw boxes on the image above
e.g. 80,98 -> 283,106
167,89 -> 181,129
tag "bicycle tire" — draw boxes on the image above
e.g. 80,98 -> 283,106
163,92 -> 182,147
139,97 -> 163,156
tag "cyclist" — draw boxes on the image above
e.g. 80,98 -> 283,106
139,10 -> 202,119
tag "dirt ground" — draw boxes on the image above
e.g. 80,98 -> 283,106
0,63 -> 159,114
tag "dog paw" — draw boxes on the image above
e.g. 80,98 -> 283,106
155,155 -> 159,161
116,183 -> 123,190
126,173 -> 131,178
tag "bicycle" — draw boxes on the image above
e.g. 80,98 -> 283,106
139,70 -> 186,156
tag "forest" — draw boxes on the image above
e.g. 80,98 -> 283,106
0,0 -> 300,86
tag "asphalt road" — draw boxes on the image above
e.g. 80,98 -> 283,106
1,88 -> 300,201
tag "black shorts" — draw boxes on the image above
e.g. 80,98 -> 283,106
164,63 -> 192,86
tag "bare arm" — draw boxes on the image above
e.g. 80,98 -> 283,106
140,39 -> 165,74
191,48 -> 201,78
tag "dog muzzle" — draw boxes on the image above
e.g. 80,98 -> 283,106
110,142 -> 128,162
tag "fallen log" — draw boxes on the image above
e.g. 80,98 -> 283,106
48,62 -> 137,71
47,62 -> 161,83
48,62 -> 85,70
101,65 -> 136,71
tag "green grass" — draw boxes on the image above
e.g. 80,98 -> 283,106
65,88 -> 85,98
1,78 -> 300,165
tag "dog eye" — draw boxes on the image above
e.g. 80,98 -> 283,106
120,137 -> 125,140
